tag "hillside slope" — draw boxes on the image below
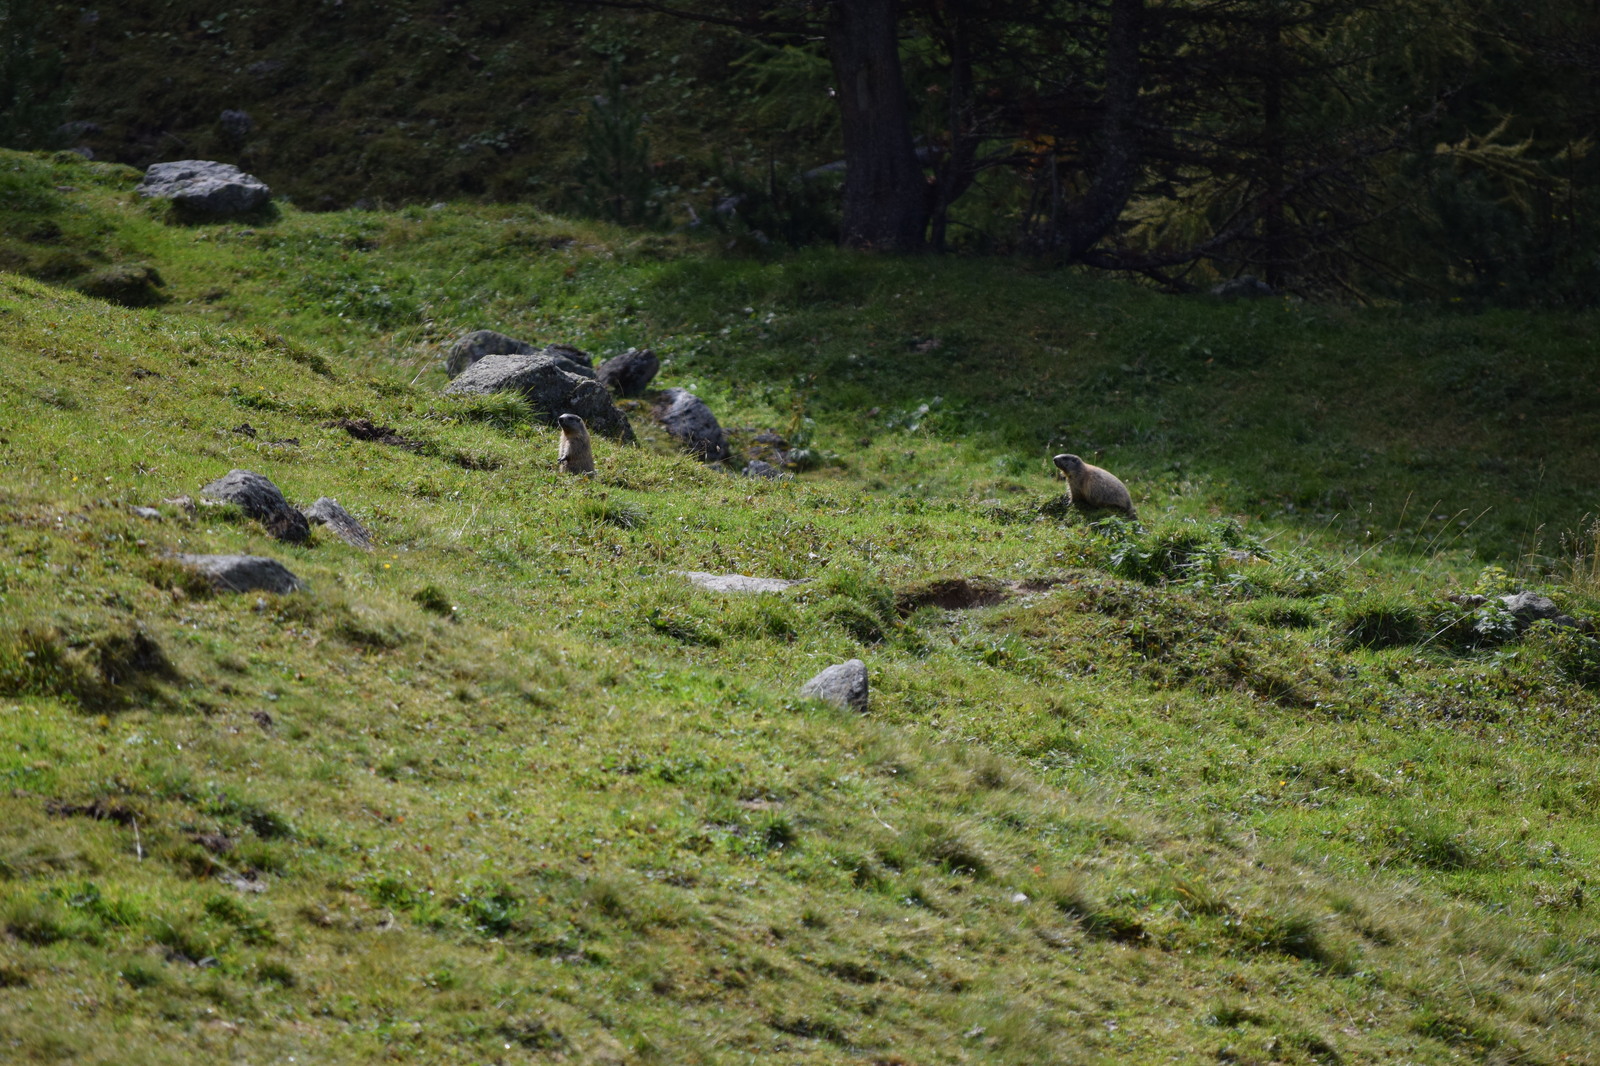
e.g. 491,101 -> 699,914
3,149 -> 1600,1063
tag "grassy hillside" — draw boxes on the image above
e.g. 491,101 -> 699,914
4,147 -> 1600,1063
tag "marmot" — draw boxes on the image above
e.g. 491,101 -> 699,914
556,413 -> 595,475
1053,453 -> 1136,518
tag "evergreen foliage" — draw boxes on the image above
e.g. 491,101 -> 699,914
575,59 -> 662,226
0,0 -> 67,149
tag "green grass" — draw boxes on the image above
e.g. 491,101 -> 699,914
2,146 -> 1600,1062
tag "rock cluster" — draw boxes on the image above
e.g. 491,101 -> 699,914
153,469 -> 381,595
439,329 -> 821,476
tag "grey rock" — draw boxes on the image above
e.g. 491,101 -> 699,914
136,160 -> 271,218
1210,275 -> 1274,300
175,554 -> 305,595
199,469 -> 310,543
743,459 -> 787,480
675,570 -> 804,593
302,497 -> 373,550
131,506 -> 162,520
543,342 -> 595,374
596,347 -> 659,397
1501,591 -> 1580,631
444,329 -> 595,380
444,353 -> 634,442
800,659 -> 869,712
654,388 -> 729,462
219,109 -> 253,142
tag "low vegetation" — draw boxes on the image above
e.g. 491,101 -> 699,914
2,147 -> 1600,1063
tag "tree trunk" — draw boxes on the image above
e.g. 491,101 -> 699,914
826,0 -> 930,251
1062,0 -> 1144,260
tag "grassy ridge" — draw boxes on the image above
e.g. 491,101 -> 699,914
3,147 -> 1600,1063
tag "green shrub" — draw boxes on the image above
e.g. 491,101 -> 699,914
1338,593 -> 1423,649
818,595 -> 885,644
1237,597 -> 1320,629
645,605 -> 722,647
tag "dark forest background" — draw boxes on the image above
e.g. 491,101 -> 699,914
6,0 -> 1600,303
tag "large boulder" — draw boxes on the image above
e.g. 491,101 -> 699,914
654,388 -> 729,462
445,330 -> 595,380
596,347 -> 660,397
443,353 -> 635,442
200,469 -> 310,543
175,554 -> 305,595
136,160 -> 271,218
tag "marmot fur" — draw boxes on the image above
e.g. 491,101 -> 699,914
1053,453 -> 1135,518
557,413 -> 595,475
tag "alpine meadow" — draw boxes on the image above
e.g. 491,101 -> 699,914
4,3 -> 1600,1064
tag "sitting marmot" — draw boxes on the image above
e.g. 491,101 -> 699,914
557,413 -> 595,475
1053,453 -> 1135,518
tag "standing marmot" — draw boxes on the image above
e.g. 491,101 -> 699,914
1053,453 -> 1135,518
557,413 -> 595,475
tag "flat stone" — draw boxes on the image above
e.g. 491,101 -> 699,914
175,554 -> 305,595
674,570 -> 804,593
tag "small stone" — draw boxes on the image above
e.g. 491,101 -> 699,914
799,659 -> 869,712
743,459 -> 787,480
302,497 -> 374,550
131,506 -> 162,519
219,109 -> 253,142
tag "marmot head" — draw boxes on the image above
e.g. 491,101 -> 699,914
1052,453 -> 1084,477
557,413 -> 588,436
